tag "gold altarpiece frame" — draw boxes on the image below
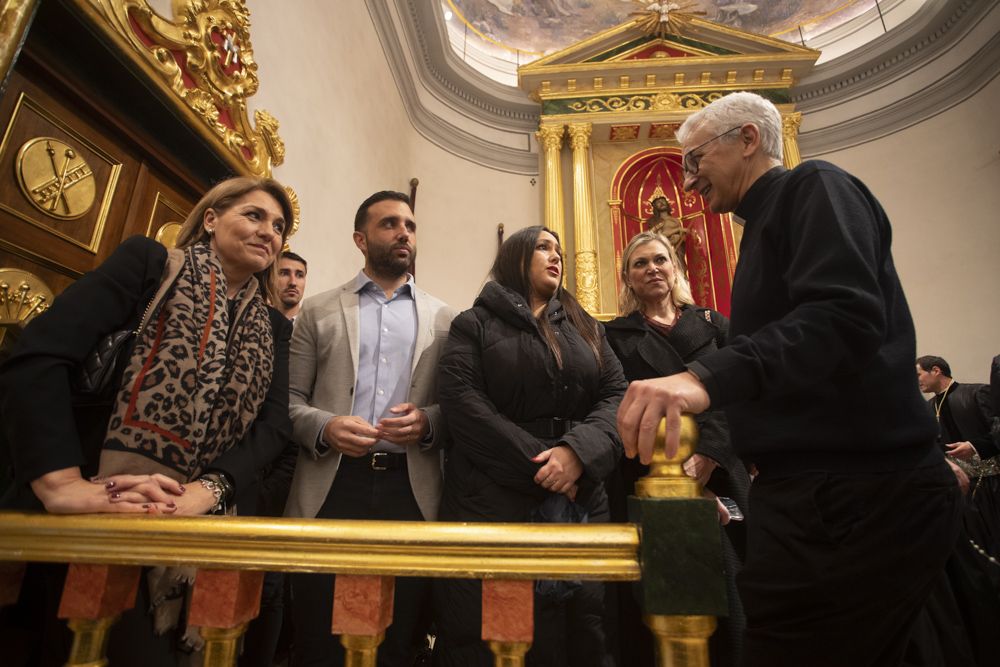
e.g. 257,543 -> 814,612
1,0 -> 289,183
519,12 -> 817,318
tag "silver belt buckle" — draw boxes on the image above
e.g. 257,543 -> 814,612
371,451 -> 389,471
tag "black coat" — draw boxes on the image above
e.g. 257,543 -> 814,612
604,307 -> 749,519
437,281 -> 626,523
0,236 -> 292,514
928,382 -> 997,460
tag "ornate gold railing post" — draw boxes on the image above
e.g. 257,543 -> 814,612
632,416 -> 723,667
332,574 -> 394,667
57,564 -> 141,667
536,123 -> 566,242
567,122 -> 600,313
483,579 -> 533,667
781,112 -> 803,168
190,569 -> 264,666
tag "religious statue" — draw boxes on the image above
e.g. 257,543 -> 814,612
647,195 -> 688,275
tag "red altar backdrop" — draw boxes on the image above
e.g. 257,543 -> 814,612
609,147 -> 738,316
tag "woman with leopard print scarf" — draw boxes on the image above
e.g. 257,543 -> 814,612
0,177 -> 295,665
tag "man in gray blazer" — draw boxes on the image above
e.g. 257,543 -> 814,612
286,191 -> 456,667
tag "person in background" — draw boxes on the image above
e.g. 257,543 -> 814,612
241,251 -> 310,667
604,230 -> 747,667
275,251 -> 308,321
0,176 -> 294,666
433,225 -> 626,666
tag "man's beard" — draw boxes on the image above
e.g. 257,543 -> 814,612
368,240 -> 415,278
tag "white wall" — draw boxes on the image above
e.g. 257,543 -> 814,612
813,75 -> 1000,384
245,0 -> 538,311
244,1 -> 997,382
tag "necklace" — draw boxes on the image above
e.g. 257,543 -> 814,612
933,380 -> 954,422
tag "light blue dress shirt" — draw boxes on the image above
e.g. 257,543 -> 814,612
353,270 -> 417,454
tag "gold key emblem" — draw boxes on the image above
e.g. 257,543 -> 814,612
15,137 -> 96,220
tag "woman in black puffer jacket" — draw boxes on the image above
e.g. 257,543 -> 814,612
433,226 -> 626,667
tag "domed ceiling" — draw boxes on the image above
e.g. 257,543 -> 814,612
443,0 -> 899,84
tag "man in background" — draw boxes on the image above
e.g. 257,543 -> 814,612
276,251 -> 308,321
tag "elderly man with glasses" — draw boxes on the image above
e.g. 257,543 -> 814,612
618,92 -> 960,667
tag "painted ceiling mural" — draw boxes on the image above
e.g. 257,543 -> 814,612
446,0 -> 878,56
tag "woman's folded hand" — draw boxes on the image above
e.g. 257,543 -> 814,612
31,468 -> 162,514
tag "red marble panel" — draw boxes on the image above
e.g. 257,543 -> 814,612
331,574 -> 394,636
189,569 -> 264,629
57,564 -> 140,619
482,579 -> 533,643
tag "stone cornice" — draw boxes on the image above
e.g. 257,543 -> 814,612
366,0 -> 538,175
794,0 -> 1000,155
369,0 -> 996,170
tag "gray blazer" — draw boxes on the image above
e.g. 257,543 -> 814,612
284,277 -> 457,520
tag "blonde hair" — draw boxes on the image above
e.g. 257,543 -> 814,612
175,176 -> 294,305
618,231 -> 695,316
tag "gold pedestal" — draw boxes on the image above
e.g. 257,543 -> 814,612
638,415 -> 715,666
488,640 -> 531,667
341,632 -> 384,667
65,616 -> 117,667
201,624 -> 248,667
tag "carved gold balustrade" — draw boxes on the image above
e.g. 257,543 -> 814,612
0,415 -> 721,666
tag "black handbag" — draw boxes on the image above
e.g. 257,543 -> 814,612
72,294 -> 158,404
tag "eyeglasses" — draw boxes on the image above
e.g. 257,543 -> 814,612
682,126 -> 742,176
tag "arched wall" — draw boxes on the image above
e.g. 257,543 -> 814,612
244,0 -> 999,383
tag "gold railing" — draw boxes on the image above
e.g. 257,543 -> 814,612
0,416 -> 722,666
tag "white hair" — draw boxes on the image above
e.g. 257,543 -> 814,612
676,92 -> 783,162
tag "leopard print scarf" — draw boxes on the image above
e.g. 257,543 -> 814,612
101,242 -> 274,482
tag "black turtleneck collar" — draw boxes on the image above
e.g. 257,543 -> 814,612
734,165 -> 787,225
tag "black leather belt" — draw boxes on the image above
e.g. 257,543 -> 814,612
515,418 -> 583,439
341,451 -> 407,471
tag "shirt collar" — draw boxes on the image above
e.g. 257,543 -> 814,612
354,269 -> 414,298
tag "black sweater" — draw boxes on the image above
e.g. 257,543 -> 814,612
687,162 -> 938,472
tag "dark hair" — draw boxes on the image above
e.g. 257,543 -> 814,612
354,191 -> 411,232
491,225 -> 602,369
281,251 -> 307,272
917,355 -> 952,378
652,196 -> 672,215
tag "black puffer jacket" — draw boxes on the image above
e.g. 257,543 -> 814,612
438,281 -> 626,523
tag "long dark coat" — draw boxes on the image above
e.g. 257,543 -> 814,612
433,281 -> 626,667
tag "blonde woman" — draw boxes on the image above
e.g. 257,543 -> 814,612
604,231 -> 748,667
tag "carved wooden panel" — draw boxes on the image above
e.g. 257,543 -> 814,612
121,164 -> 197,248
0,68 -> 141,283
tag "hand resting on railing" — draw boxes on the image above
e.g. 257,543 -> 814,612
30,467 -> 215,515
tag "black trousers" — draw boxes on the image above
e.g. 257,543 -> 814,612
290,455 -> 430,667
738,460 -> 961,667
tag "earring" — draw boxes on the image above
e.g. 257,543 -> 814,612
206,228 -> 215,236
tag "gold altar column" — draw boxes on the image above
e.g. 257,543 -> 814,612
567,122 -> 600,314
781,112 -> 803,168
536,123 -> 566,242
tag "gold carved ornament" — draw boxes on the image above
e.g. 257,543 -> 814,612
629,1 -> 706,39
15,138 -> 96,220
0,268 -> 54,349
568,92 -> 721,114
85,0 -> 284,176
283,184 -> 300,250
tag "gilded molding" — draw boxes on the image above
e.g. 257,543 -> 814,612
565,92 -> 723,115
535,123 -> 564,153
75,0 -> 284,178
574,250 -> 600,314
566,122 -> 592,151
0,514 -> 640,580
781,111 -> 802,168
0,0 -> 38,93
